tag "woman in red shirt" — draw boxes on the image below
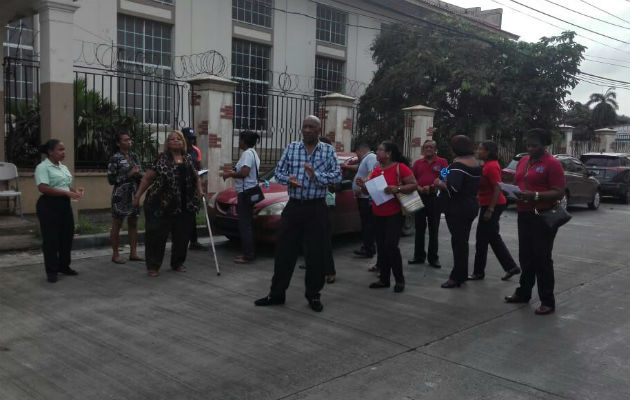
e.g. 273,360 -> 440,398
469,141 -> 520,281
356,141 -> 417,293
505,129 -> 566,315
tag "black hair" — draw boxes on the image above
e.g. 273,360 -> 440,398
355,141 -> 371,151
38,139 -> 61,155
480,140 -> 499,160
451,135 -> 474,157
526,128 -> 552,146
422,139 -> 437,148
319,136 -> 332,145
116,132 -> 130,143
239,130 -> 260,148
381,141 -> 410,166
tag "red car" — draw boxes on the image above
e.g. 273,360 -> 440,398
207,153 -> 362,243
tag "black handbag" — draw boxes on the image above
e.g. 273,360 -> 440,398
242,150 -> 264,204
535,204 -> 572,229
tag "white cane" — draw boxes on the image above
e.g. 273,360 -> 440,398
202,196 -> 221,275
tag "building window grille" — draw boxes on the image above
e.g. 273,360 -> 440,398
117,14 -> 172,123
232,39 -> 271,131
314,56 -> 344,99
3,18 -> 36,101
316,5 -> 347,46
232,0 -> 273,28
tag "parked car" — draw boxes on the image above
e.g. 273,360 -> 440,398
207,153 -> 362,243
580,152 -> 630,204
501,153 -> 600,209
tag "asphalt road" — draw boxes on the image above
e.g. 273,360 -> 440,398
1,200 -> 628,400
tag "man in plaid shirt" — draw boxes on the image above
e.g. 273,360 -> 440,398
255,115 -> 341,312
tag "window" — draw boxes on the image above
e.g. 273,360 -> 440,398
232,0 -> 272,28
3,18 -> 36,101
232,39 -> 271,130
314,56 -> 344,99
117,14 -> 172,123
316,5 -> 347,45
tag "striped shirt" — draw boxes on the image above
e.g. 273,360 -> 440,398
275,141 -> 341,200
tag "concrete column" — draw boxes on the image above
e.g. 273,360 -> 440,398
39,0 -> 79,173
0,26 -> 5,162
187,75 -> 238,194
594,128 -> 618,152
559,124 -> 574,156
321,93 -> 356,152
402,105 -> 436,162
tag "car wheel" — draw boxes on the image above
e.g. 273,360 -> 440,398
560,193 -> 568,210
402,215 -> 415,236
588,191 -> 600,210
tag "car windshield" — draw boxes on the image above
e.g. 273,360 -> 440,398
580,156 -> 621,168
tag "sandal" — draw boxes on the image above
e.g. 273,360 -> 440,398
234,255 -> 253,264
112,257 -> 126,265
367,265 -> 379,272
129,256 -> 144,262
147,270 -> 159,277
326,274 -> 336,284
173,265 -> 187,272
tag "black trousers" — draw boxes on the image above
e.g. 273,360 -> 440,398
515,212 -> 558,307
190,212 -> 199,243
473,205 -> 518,275
270,199 -> 329,299
145,208 -> 194,271
357,198 -> 376,255
36,196 -> 74,277
445,212 -> 476,283
374,213 -> 405,285
237,192 -> 255,260
413,194 -> 441,263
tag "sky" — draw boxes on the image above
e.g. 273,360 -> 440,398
444,0 -> 630,116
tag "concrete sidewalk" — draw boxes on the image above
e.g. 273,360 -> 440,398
0,202 -> 628,400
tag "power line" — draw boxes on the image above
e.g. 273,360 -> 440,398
504,0 -> 630,44
491,0 -> 629,54
584,57 -> 630,69
576,0 -> 630,27
541,0 -> 630,30
586,54 -> 630,63
581,71 -> 630,85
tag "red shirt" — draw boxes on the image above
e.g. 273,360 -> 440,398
514,152 -> 566,212
478,160 -> 506,206
412,156 -> 448,187
369,163 -> 413,216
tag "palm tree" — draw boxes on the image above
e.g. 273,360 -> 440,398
586,88 -> 619,128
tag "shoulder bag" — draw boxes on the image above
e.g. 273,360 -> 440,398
524,163 -> 571,229
395,163 -> 424,215
242,150 -> 265,204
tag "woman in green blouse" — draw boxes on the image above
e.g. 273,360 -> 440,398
34,139 -> 84,283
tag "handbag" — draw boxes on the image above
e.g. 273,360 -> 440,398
395,163 -> 424,215
524,162 -> 571,229
242,150 -> 265,204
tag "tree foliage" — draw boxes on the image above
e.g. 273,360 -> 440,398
358,16 -> 585,153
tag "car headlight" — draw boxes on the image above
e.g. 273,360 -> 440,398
257,201 -> 287,216
208,192 -> 219,209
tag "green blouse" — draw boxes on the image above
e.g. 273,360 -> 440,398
34,158 -> 73,191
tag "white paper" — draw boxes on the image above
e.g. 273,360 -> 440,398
499,182 -> 521,199
365,175 -> 394,206
198,169 -> 208,177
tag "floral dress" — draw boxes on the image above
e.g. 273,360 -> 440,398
107,151 -> 143,218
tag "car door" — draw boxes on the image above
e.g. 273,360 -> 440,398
573,160 -> 596,202
560,159 -> 580,203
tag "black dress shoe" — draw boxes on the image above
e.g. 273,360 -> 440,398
369,281 -> 390,289
504,294 -> 530,303
394,283 -> 405,293
407,258 -> 425,265
467,273 -> 485,281
47,274 -> 58,283
307,297 -> 323,312
59,268 -> 78,276
535,305 -> 555,315
501,267 -> 522,281
428,260 -> 442,268
254,294 -> 285,306
441,280 -> 462,288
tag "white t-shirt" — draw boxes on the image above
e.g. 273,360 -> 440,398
234,148 -> 261,193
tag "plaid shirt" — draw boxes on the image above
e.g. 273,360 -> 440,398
275,141 -> 341,200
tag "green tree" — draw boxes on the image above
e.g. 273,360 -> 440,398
586,88 -> 618,128
357,19 -> 585,153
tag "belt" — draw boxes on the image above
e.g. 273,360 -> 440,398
288,198 -> 325,205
